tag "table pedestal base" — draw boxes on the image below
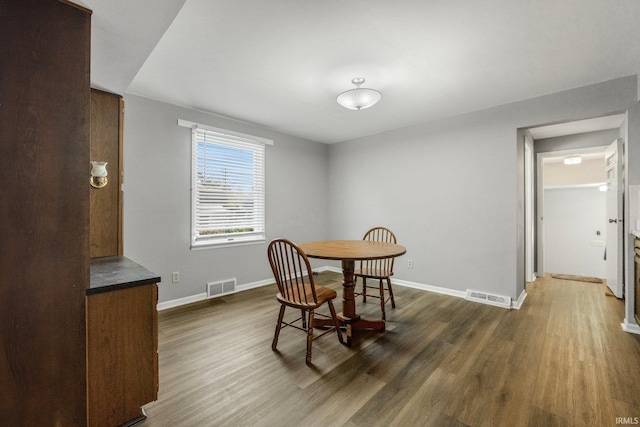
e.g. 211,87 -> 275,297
312,313 -> 385,347
338,313 -> 385,346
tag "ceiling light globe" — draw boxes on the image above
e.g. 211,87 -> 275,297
563,156 -> 582,165
336,77 -> 381,110
337,88 -> 382,110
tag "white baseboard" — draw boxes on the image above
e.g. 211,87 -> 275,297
315,268 -> 468,300
391,278 -> 467,299
157,277 -> 275,311
312,266 -> 342,274
512,289 -> 527,310
236,278 -> 273,292
315,268 -> 523,309
156,266 -> 527,311
621,319 -> 640,335
320,268 -> 484,303
394,279 -> 527,310
157,292 -> 207,311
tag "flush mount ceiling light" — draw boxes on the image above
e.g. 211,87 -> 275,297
336,77 -> 381,110
563,156 -> 582,165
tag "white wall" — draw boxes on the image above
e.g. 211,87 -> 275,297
543,187 -> 606,278
122,94 -> 329,303
327,76 -> 638,300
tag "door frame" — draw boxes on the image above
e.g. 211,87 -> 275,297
619,113 -> 640,333
524,134 -> 535,283
523,112 -> 638,334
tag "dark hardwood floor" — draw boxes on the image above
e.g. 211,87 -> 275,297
141,272 -> 640,426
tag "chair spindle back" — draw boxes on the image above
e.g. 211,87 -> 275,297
359,227 -> 396,274
268,238 -> 318,306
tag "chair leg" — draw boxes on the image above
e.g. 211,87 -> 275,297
327,300 -> 344,344
306,310 -> 314,365
362,277 -> 367,302
379,278 -> 386,320
272,305 -> 286,351
301,309 -> 307,329
387,277 -> 396,308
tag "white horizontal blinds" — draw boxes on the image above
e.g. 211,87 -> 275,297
192,126 -> 265,245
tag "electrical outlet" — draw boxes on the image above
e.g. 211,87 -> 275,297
408,259 -> 413,269
172,271 -> 180,283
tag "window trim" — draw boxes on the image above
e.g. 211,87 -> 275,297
180,119 -> 272,249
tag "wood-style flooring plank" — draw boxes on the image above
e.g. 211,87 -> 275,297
141,272 -> 640,426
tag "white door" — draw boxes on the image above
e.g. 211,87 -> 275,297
605,138 -> 624,298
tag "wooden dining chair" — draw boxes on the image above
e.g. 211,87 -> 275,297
354,227 -> 397,320
267,238 -> 344,365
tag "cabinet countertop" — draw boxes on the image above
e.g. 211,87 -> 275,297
89,256 -> 161,295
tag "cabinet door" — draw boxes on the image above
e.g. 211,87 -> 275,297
86,284 -> 158,426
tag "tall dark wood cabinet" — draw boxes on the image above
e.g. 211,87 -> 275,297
0,0 -> 91,425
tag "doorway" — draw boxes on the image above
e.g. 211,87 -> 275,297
524,114 -> 626,290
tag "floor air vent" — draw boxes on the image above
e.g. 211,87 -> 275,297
465,290 -> 511,309
207,278 -> 237,299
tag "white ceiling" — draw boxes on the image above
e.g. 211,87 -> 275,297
76,0 -> 640,144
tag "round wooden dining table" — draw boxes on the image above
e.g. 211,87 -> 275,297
299,239 -> 406,345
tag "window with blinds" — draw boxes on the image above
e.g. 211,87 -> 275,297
191,125 -> 267,247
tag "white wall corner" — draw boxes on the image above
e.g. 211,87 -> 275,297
512,289 -> 528,310
236,278 -> 274,292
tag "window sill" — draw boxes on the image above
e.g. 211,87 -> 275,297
191,238 -> 266,250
